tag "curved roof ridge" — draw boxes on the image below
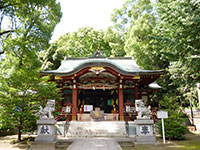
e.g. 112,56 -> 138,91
63,57 -> 134,60
41,57 -> 165,76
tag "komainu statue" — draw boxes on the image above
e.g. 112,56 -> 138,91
37,100 -> 55,119
135,99 -> 152,119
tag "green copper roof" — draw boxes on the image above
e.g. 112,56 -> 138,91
41,57 -> 164,76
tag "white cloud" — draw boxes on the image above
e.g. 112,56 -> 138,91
51,0 -> 125,42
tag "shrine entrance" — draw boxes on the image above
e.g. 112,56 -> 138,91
41,50 -> 164,121
78,89 -> 119,113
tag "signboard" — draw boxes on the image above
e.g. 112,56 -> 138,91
84,105 -> 93,112
157,110 -> 168,144
66,106 -> 71,113
157,111 -> 168,119
126,105 -> 131,112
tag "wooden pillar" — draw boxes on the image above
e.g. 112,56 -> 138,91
119,87 -> 124,121
72,85 -> 77,120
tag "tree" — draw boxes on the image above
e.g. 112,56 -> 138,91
0,0 -> 62,58
111,0 -> 200,107
0,0 -> 62,141
124,13 -> 165,70
111,0 -> 154,33
40,27 -> 126,70
157,96 -> 188,140
104,27 -> 126,57
0,54 -> 61,141
154,0 -> 200,105
111,0 -> 166,70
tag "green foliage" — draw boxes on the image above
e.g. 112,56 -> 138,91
0,54 -> 61,140
111,0 -> 153,33
124,13 -> 164,70
0,0 -> 62,55
112,0 -> 200,110
0,0 -> 62,141
158,119 -> 188,140
155,0 -> 200,108
40,27 -> 126,70
111,0 -> 167,70
157,96 -> 188,140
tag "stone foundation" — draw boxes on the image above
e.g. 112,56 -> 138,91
35,119 -> 56,142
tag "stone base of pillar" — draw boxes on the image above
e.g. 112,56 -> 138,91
72,116 -> 76,120
120,116 -> 124,121
135,119 -> 156,144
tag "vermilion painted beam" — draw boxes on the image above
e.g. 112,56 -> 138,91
76,67 -> 90,77
104,67 -> 119,77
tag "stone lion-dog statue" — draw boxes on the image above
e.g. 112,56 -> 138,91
135,99 -> 152,119
37,100 -> 55,119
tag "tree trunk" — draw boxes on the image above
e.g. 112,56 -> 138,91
18,120 -> 22,141
189,99 -> 194,125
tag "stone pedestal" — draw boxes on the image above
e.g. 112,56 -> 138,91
35,118 -> 56,142
135,119 -> 156,144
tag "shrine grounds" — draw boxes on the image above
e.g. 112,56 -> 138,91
1,132 -> 200,150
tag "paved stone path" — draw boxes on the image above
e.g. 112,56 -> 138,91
67,138 -> 122,150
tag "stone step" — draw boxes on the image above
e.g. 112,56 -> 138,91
55,141 -> 72,150
57,121 -> 129,138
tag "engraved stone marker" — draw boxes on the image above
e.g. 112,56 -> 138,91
35,100 -> 56,142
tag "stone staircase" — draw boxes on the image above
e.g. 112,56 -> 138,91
56,121 -> 129,138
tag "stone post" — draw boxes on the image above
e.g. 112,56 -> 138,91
30,100 -> 57,150
35,118 -> 56,142
135,99 -> 156,144
30,118 -> 57,150
135,119 -> 156,144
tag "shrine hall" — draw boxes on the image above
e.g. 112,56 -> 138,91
41,50 -> 164,121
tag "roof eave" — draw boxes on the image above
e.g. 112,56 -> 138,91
40,69 -> 165,77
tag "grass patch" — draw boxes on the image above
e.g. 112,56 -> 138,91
121,133 -> 200,150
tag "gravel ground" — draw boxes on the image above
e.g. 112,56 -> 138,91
0,135 -> 32,150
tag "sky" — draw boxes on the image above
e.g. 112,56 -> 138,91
51,0 -> 125,42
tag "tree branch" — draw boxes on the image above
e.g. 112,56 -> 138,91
0,30 -> 15,36
0,4 -> 11,10
0,50 -> 5,55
